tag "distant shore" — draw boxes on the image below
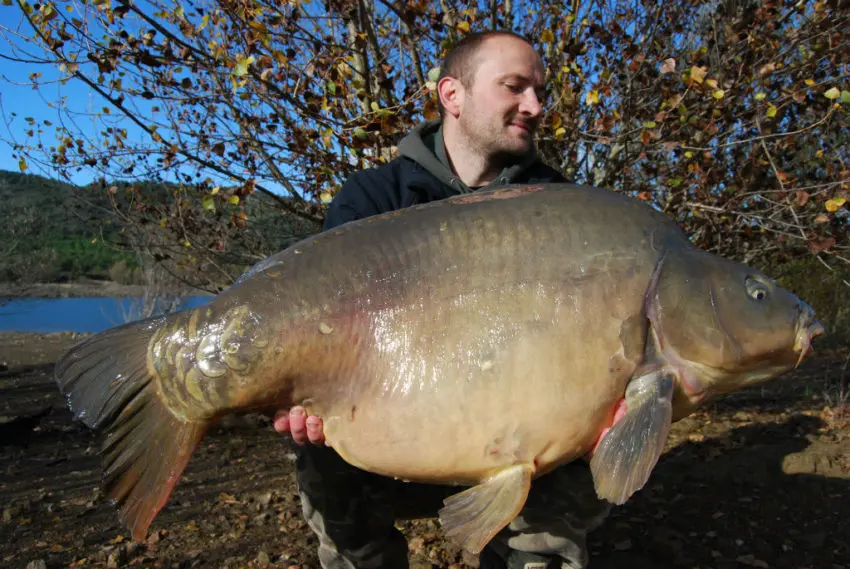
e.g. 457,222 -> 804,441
0,280 -> 208,299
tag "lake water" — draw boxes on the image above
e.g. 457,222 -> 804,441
0,296 -> 211,334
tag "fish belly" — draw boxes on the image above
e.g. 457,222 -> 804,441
317,269 -> 646,485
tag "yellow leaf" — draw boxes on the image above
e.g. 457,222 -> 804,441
766,104 -> 777,118
554,127 -> 566,140
232,55 -> 255,77
689,66 -> 707,84
804,78 -> 815,86
585,90 -> 600,105
825,197 -> 846,212
18,157 -> 27,172
319,191 -> 333,204
551,113 -> 563,130
712,90 -> 725,100
456,21 -> 470,34
824,87 -> 840,100
705,79 -> 718,89
541,29 -> 555,43
754,92 -> 766,101
227,195 -> 239,205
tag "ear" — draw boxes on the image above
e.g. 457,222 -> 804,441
437,76 -> 464,118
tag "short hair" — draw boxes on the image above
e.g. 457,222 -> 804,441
436,30 -> 536,117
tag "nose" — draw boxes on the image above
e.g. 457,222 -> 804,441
519,89 -> 542,118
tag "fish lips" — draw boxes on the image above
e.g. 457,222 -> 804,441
793,315 -> 825,368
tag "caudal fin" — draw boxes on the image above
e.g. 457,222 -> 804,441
55,318 -> 207,540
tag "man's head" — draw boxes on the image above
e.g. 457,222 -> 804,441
437,31 -> 546,160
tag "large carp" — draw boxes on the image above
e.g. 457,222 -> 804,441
55,183 -> 822,554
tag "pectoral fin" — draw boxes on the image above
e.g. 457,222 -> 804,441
590,370 -> 674,505
438,463 -> 533,554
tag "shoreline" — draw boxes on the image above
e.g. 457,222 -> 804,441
0,280 -> 209,299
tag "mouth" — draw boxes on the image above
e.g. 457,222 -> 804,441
793,311 -> 825,368
508,122 -> 533,135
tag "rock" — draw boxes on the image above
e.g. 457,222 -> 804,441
258,491 -> 274,508
2,507 -> 16,522
736,554 -> 769,568
255,550 -> 271,568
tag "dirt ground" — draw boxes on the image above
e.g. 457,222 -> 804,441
1,331 -> 848,569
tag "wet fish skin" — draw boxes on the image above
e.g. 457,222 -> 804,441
53,183 -> 822,554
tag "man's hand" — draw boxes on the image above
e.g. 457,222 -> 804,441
273,406 -> 326,445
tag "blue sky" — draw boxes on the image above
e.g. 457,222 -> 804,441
0,38 -> 105,185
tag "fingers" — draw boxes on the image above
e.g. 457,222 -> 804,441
273,409 -> 291,433
288,407 -> 308,443
273,406 -> 326,446
306,416 -> 326,445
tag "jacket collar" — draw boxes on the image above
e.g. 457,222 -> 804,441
397,119 -> 541,194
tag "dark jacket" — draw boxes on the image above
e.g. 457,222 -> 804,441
324,119 -> 567,230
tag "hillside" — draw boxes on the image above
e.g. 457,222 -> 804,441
0,170 -> 122,284
0,170 -> 321,289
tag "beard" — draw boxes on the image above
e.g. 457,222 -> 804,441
459,108 -> 536,162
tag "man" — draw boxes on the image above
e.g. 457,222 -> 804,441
274,30 -> 612,569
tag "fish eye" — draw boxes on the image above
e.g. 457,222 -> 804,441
745,276 -> 769,301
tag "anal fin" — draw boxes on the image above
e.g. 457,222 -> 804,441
590,370 -> 674,505
438,463 -> 533,555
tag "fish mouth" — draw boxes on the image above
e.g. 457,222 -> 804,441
793,308 -> 825,369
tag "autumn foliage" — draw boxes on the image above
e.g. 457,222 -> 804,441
2,0 -> 848,290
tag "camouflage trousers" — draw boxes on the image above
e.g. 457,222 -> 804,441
294,444 -> 611,569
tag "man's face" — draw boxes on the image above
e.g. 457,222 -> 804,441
456,36 -> 546,160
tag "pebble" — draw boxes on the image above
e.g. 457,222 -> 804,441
736,554 -> 769,568
256,550 -> 271,568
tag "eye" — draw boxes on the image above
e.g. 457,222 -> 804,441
504,83 -> 523,94
745,277 -> 769,301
